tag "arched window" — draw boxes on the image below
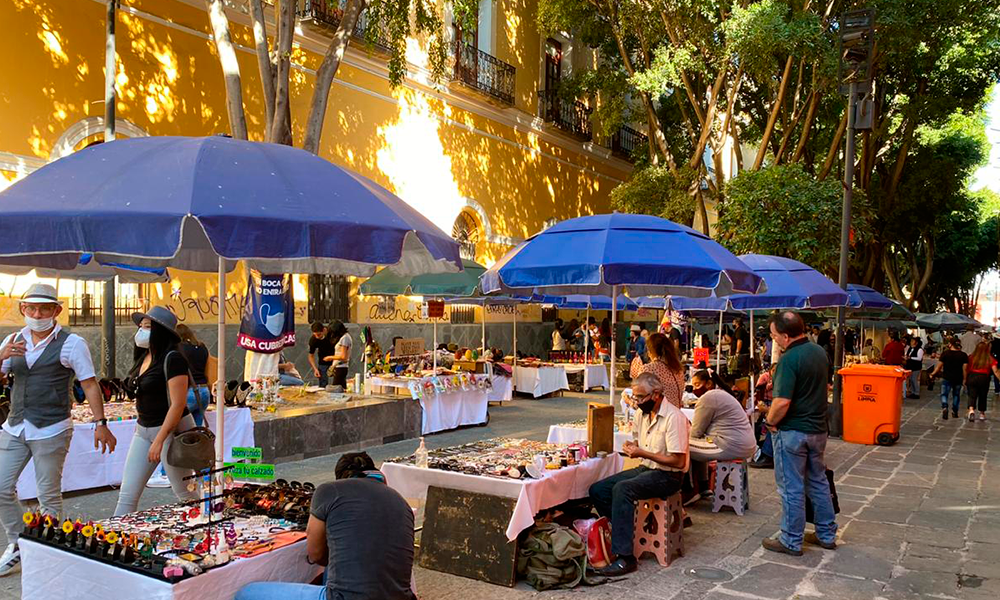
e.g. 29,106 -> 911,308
452,211 -> 481,261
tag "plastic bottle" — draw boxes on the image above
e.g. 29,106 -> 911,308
415,437 -> 429,469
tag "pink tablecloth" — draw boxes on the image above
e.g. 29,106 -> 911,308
382,454 -> 623,540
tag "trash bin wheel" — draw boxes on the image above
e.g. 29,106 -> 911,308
876,432 -> 896,446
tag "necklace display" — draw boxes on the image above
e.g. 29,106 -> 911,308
20,479 -> 315,582
387,438 -> 591,479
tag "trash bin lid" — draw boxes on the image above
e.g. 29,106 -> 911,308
838,364 -> 907,377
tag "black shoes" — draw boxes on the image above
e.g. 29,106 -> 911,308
762,537 -> 803,556
943,408 -> 949,420
953,409 -> 960,418
749,456 -> 775,469
597,555 -> 638,576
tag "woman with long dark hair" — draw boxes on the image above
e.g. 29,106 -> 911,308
965,342 -> 999,422
687,369 -> 757,500
114,307 -> 197,516
632,332 -> 684,408
327,320 -> 353,389
596,318 -> 612,362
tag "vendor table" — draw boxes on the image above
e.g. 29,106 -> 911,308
16,408 -> 254,500
369,377 -> 488,434
513,366 -> 569,398
19,537 -> 321,600
488,375 -> 513,402
383,454 -> 623,541
559,364 -> 609,391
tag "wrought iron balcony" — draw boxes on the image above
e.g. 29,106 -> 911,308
537,89 -> 592,141
610,125 -> 648,161
301,1 -> 392,53
453,41 -> 516,107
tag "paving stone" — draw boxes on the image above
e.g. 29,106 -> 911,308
855,506 -> 913,524
849,467 -> 896,480
721,562 -> 808,599
879,483 -> 932,498
839,521 -> 908,547
962,560 -> 1000,580
867,494 -> 924,511
887,472 -> 935,488
907,509 -> 970,530
838,475 -> 886,489
804,571 -> 887,600
835,484 -> 878,497
885,569 -> 960,597
904,526 -> 967,550
820,544 -> 896,583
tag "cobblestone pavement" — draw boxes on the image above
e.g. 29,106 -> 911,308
0,388 -> 997,599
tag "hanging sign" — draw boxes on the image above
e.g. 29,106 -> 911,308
237,271 -> 296,353
425,300 -> 445,319
395,338 -> 426,357
693,347 -> 710,366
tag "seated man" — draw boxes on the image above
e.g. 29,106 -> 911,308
235,452 -> 416,600
687,369 -> 758,499
588,372 -> 689,576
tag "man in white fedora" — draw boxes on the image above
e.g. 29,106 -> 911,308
0,283 -> 116,575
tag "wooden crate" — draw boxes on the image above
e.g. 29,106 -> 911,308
588,402 -> 615,457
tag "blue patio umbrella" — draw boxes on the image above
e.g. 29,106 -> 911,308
0,136 -> 463,462
726,255 -> 848,311
846,284 -> 894,312
480,214 -> 764,402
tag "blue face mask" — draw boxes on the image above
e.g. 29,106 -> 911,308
134,327 -> 151,348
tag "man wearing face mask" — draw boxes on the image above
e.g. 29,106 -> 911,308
0,284 -> 116,576
588,372 -> 689,576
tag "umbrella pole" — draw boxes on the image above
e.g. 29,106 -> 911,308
433,319 -> 437,372
215,257 -> 225,469
610,286 -> 617,405
750,312 -> 755,413
585,306 -> 590,362
481,303 -> 487,354
512,308 -> 518,391
716,313 -> 723,370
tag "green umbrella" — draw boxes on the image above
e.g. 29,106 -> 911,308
360,258 -> 483,297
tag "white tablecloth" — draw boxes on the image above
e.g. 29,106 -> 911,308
560,364 -> 610,391
514,366 -> 569,398
383,454 -> 623,541
488,375 -> 513,402
16,408 -> 255,500
20,537 -> 321,600
369,377 -> 488,434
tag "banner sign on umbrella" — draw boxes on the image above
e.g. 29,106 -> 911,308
237,271 -> 296,354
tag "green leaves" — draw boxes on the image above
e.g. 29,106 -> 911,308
717,164 -> 872,277
610,165 -> 699,226
724,0 -> 829,85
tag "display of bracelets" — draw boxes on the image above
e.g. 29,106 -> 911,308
19,480 -> 315,579
386,438 -> 589,479
405,373 -> 493,400
71,402 -> 138,423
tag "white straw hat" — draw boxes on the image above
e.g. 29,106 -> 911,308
20,283 -> 62,305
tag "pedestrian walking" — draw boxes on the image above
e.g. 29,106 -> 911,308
0,284 -> 117,575
930,338 -> 967,420
904,338 -> 924,399
762,311 -> 837,556
965,342 -> 998,422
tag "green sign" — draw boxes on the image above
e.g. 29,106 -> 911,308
224,462 -> 275,480
231,446 -> 263,460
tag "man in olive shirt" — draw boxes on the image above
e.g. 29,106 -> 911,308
763,312 -> 837,556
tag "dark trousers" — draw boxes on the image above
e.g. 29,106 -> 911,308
331,366 -> 349,388
316,360 -> 333,387
967,372 -> 990,412
588,466 -> 683,556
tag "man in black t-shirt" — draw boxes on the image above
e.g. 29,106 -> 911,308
931,338 -> 968,420
235,452 -> 416,600
307,322 -> 337,387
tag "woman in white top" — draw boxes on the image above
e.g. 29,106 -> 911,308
328,320 -> 352,389
552,319 -> 567,351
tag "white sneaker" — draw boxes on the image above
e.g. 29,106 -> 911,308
146,468 -> 172,488
0,542 -> 20,577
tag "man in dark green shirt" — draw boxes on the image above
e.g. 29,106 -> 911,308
762,311 -> 838,557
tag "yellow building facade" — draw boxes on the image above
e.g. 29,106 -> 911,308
0,0 -> 637,326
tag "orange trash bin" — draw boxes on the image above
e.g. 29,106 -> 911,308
838,364 -> 907,446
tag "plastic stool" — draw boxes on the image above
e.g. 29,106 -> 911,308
633,493 -> 684,567
712,459 -> 749,515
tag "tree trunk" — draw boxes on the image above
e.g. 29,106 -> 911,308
687,66 -> 728,170
302,0 -> 367,154
790,90 -> 821,163
774,90 -> 813,165
248,0 -> 275,132
817,111 -> 848,181
268,0 -> 295,145
752,56 -> 794,171
205,0 -> 247,140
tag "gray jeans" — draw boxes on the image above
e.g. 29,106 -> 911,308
0,428 -> 73,540
113,414 -> 198,516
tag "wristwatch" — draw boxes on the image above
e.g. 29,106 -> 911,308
94,418 -> 108,427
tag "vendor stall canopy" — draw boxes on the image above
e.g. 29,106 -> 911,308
480,214 -> 766,298
0,136 -> 463,276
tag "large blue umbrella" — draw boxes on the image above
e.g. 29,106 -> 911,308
846,284 -> 894,311
0,136 -> 463,462
727,255 -> 847,311
480,214 -> 764,402
480,214 -> 764,297
0,136 -> 462,275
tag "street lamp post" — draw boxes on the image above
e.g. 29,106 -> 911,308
831,9 -> 875,437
